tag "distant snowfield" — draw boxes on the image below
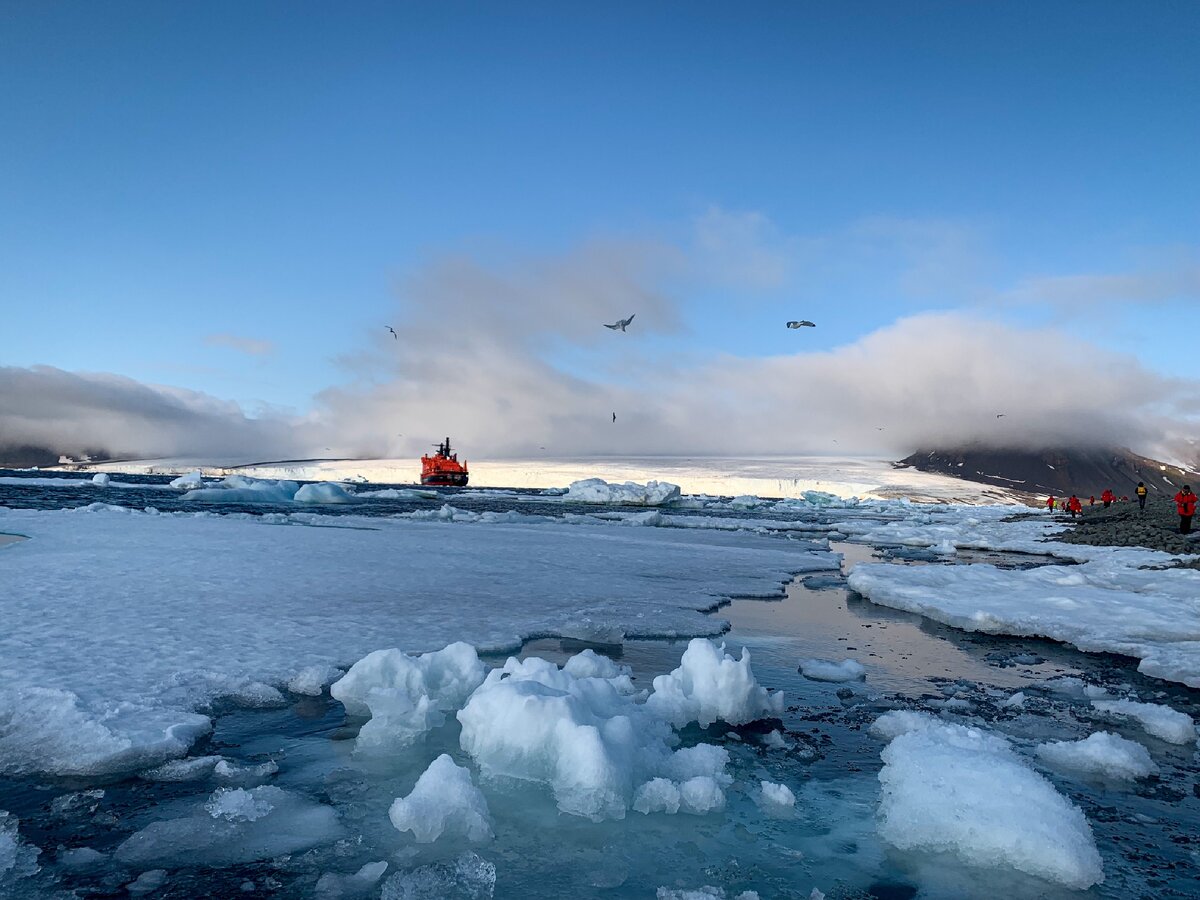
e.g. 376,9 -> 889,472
72,454 -> 1029,504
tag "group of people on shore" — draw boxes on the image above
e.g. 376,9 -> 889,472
1046,483 -> 1198,535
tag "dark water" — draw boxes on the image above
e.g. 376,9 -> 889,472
2,474 -> 1198,898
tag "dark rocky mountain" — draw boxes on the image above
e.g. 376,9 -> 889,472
0,444 -> 62,468
897,446 -> 1200,501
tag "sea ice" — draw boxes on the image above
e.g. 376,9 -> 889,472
91,472 -> 110,486
388,754 -> 493,843
798,658 -> 865,682
564,478 -> 682,506
169,470 -> 204,489
331,643 -> 486,750
877,720 -> 1103,889
127,868 -> 168,894
457,647 -> 734,821
848,549 -> 1200,687
1035,731 -> 1158,781
379,852 -> 496,900
1090,699 -> 1196,744
288,664 -> 344,696
181,475 -> 301,503
295,482 -> 357,504
646,639 -> 783,728
0,812 -> 39,884
315,861 -> 389,898
755,780 -> 796,816
58,847 -> 105,869
869,710 -> 938,741
656,888 -> 760,900
114,786 -> 343,868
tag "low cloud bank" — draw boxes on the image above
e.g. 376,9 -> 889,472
4,234 -> 1198,466
0,366 -> 306,462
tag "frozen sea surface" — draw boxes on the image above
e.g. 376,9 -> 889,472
1,470 -> 1198,898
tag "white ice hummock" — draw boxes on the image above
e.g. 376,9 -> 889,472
331,643 -> 486,751
564,478 -> 682,506
388,754 -> 493,843
457,647 -> 747,821
646,639 -> 783,728
877,719 -> 1104,889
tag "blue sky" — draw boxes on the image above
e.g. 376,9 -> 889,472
1,2 -> 1197,456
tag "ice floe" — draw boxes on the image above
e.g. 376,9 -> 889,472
876,719 -> 1104,889
848,549 -> 1200,687
1090,698 -> 1196,744
114,785 -> 343,868
1035,731 -> 1158,781
564,477 -> 682,506
798,657 -> 865,682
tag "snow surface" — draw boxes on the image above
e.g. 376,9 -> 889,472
1035,731 -> 1158,781
798,658 -> 866,682
877,720 -> 1104,889
1090,699 -> 1197,744
0,504 -> 832,777
388,754 -> 493,843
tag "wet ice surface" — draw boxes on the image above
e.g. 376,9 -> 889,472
2,477 -> 1199,898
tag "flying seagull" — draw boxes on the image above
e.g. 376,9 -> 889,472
604,314 -> 635,332
612,412 -> 617,423
386,326 -> 397,339
996,413 -> 1006,418
786,320 -> 816,329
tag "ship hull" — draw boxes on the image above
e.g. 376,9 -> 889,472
421,471 -> 469,487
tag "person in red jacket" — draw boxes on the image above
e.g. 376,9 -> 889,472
1067,495 -> 1082,517
1046,495 -> 1056,512
1101,488 -> 1115,508
1175,485 -> 1197,535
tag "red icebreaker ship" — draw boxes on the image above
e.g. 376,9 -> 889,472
420,437 -> 469,487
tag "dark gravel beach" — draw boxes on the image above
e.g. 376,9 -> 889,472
1052,493 -> 1200,561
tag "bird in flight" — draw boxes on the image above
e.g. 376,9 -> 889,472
612,412 -> 617,423
996,413 -> 1006,418
786,320 -> 816,329
604,314 -> 635,332
386,326 -> 397,339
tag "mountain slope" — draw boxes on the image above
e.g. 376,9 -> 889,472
897,446 -> 1200,500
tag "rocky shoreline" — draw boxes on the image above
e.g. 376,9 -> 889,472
1051,493 -> 1200,562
